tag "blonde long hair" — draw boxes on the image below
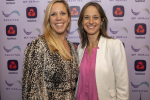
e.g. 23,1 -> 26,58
43,0 -> 72,60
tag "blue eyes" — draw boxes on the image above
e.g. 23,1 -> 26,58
51,13 -> 56,16
51,12 -> 66,16
61,12 -> 66,15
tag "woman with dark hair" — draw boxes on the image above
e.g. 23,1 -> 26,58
75,2 -> 129,100
22,0 -> 79,99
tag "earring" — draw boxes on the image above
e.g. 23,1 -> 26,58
100,25 -> 102,29
81,26 -> 83,29
67,27 -> 70,30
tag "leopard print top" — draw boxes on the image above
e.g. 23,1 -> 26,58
22,36 -> 79,100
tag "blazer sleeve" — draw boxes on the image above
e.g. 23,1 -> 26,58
111,39 -> 129,100
22,43 -> 39,100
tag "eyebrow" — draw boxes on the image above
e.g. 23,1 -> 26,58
84,15 -> 100,17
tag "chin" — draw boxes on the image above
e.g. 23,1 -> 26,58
55,31 -> 66,34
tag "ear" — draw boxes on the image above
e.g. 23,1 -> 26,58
68,16 -> 71,23
101,18 -> 104,26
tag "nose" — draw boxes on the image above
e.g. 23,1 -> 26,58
56,14 -> 61,20
89,17 -> 94,24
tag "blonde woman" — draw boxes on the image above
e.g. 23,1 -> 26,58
75,2 -> 129,100
22,0 -> 79,99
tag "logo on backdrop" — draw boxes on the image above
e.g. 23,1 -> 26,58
27,42 -> 30,46
131,45 -> 150,52
5,80 -> 22,91
66,27 -> 80,39
131,8 -> 149,20
131,8 -> 150,16
23,0 -> 39,3
109,27 -> 128,34
135,23 -> 146,35
7,60 -> 18,71
132,81 -> 149,92
4,46 -> 21,52
6,0 -> 15,4
113,6 -> 124,17
109,27 -> 128,39
131,81 -> 149,88
26,7 -> 37,18
24,28 -> 41,35
73,42 -> 80,50
135,0 -> 145,2
67,28 -> 79,35
70,6 -> 80,18
131,45 -> 150,56
6,25 -> 17,36
3,10 -> 19,21
2,10 -> 20,17
24,28 -> 41,39
5,80 -> 21,87
135,60 -> 146,71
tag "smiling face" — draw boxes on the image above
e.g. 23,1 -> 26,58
82,5 -> 103,36
50,2 -> 70,35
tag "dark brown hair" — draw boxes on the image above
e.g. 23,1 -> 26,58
78,2 -> 111,48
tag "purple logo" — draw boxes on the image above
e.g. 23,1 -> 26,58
67,28 -> 79,35
70,6 -> 80,18
131,45 -> 150,52
7,60 -> 18,71
2,10 -> 20,17
6,25 -> 17,36
131,81 -> 149,88
23,0 -> 39,3
4,46 -> 21,52
131,8 -> 150,16
135,23 -> 146,35
135,60 -> 146,72
113,5 -> 124,17
5,80 -> 22,87
27,42 -> 30,46
109,27 -> 128,34
26,7 -> 37,18
24,28 -> 41,35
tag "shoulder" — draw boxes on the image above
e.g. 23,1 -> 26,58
106,38 -> 123,48
77,43 -> 82,49
107,38 -> 122,45
67,40 -> 74,46
67,40 -> 76,50
29,36 -> 46,47
77,43 -> 83,53
24,36 -> 47,53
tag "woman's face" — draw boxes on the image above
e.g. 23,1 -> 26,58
50,3 -> 70,35
82,6 -> 102,36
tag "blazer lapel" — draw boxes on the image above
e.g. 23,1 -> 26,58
95,36 -> 109,99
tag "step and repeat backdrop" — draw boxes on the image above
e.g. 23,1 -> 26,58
0,0 -> 150,100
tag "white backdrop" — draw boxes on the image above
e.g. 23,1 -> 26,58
0,0 -> 150,100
